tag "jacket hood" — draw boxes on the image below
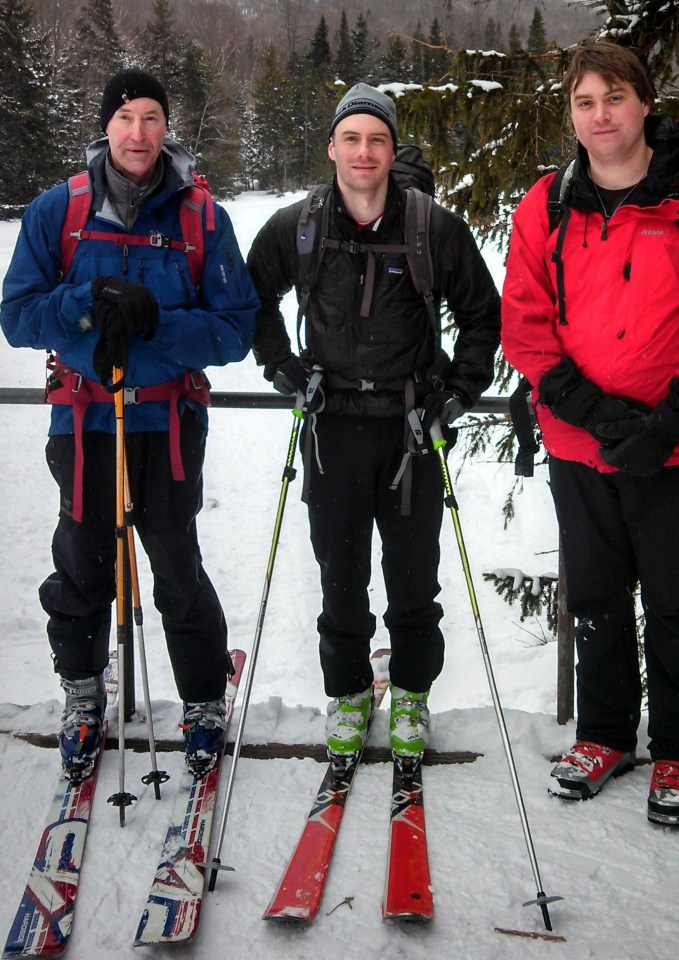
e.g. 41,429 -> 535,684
568,112 -> 679,211
85,134 -> 196,187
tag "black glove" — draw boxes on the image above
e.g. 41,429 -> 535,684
539,357 -> 649,442
93,328 -> 128,389
599,382 -> 679,476
421,390 -> 466,434
92,276 -> 159,340
93,299 -> 126,341
272,356 -> 309,396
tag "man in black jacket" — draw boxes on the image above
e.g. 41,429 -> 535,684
248,84 -> 500,763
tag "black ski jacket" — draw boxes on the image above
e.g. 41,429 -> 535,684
248,176 -> 500,417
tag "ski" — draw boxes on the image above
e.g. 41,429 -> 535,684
2,667 -> 117,958
263,652 -> 390,923
382,756 -> 433,921
133,648 -> 246,946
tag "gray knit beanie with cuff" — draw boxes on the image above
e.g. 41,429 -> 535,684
329,83 -> 398,148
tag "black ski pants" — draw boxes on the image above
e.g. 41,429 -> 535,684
39,409 -> 230,702
303,414 -> 446,698
550,457 -> 679,761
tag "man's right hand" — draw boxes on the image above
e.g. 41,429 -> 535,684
272,356 -> 309,396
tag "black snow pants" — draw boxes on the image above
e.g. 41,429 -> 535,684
550,457 -> 679,761
39,409 -> 230,702
303,413 -> 446,698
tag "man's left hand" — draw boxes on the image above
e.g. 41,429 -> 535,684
600,384 -> 679,476
92,276 -> 159,340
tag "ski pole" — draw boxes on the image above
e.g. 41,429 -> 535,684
428,417 -> 563,931
122,456 -> 169,799
205,376 -> 321,891
107,365 -> 138,826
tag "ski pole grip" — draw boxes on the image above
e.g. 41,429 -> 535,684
429,418 -> 447,450
292,389 -> 305,418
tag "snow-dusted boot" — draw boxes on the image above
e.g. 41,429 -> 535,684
549,740 -> 635,800
389,685 -> 430,758
181,697 -> 228,777
326,687 -> 373,759
58,675 -> 107,782
647,760 -> 679,827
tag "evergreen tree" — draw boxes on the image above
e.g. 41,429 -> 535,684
57,0 -> 127,169
484,17 -> 503,51
527,5 -> 548,54
597,0 -> 679,94
0,0 -> 57,216
410,20 -> 426,85
425,17 -> 450,82
140,0 -> 185,100
380,34 -> 410,82
308,15 -> 331,72
351,11 -> 378,83
252,42 -> 295,192
508,22 -> 523,53
334,9 -> 354,84
178,39 -> 241,196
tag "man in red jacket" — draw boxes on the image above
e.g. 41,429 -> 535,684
502,42 -> 679,827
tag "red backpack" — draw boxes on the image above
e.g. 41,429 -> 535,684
59,170 -> 215,284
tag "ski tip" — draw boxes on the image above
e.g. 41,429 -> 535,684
262,912 -> 313,927
382,910 -> 434,924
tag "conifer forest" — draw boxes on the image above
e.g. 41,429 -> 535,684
1,0 -> 677,234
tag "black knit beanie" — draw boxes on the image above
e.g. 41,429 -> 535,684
329,83 -> 398,148
100,69 -> 170,132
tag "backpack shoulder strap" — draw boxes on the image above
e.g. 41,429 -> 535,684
60,171 -> 93,280
547,160 -> 576,326
295,182 -> 332,352
546,159 -> 575,233
180,172 -> 215,285
404,187 -> 438,345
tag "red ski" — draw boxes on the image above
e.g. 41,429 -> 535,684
382,757 -> 433,921
263,652 -> 390,923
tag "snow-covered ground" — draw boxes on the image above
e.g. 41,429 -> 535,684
0,193 -> 676,960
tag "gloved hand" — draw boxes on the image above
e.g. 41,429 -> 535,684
421,390 -> 466,434
272,355 -> 309,396
538,357 -> 649,441
92,276 -> 159,340
93,327 -> 127,388
599,382 -> 679,476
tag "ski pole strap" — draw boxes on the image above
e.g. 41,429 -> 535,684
301,369 -> 326,504
389,379 -> 424,516
46,358 -> 210,523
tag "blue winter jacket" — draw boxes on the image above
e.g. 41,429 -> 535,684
0,136 -> 259,435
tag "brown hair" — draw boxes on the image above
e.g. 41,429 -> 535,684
563,41 -> 656,107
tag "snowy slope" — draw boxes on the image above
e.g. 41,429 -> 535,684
0,194 -> 676,960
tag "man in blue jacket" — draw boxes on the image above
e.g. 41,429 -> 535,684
0,70 -> 259,781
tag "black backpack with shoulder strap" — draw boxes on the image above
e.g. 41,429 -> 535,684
294,144 -> 437,354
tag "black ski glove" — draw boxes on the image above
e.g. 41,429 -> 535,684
538,357 -> 649,443
272,355 -> 309,396
421,390 -> 466,434
93,326 -> 128,388
599,380 -> 679,476
92,276 -> 159,340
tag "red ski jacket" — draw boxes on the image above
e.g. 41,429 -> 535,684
502,114 -> 679,471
